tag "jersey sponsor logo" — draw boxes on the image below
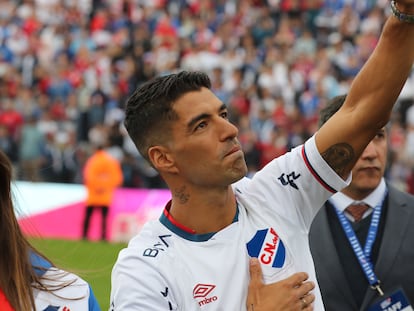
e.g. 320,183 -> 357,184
143,234 -> 172,258
278,171 -> 301,190
193,284 -> 218,307
246,228 -> 286,268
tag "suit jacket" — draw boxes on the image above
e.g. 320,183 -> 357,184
309,185 -> 414,311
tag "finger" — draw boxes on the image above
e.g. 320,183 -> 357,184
302,293 -> 315,305
298,293 -> 315,311
303,305 -> 314,311
297,281 -> 315,297
248,257 -> 263,286
284,272 -> 309,287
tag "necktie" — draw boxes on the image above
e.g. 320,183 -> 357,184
346,203 -> 370,222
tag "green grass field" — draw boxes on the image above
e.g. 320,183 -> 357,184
29,238 -> 127,310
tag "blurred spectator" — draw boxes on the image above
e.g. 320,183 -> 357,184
41,130 -> 79,183
258,125 -> 288,169
0,0 -> 410,192
18,115 -> 45,182
0,98 -> 24,141
0,124 -> 18,166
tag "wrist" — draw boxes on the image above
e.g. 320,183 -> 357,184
391,1 -> 414,23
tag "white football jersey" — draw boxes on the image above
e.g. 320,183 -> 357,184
110,136 -> 349,310
34,269 -> 100,311
31,253 -> 100,311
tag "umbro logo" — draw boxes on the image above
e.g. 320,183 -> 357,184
193,284 -> 218,307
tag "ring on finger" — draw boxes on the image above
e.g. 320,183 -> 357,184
301,297 -> 307,308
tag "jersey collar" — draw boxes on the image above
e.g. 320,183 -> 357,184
159,201 -> 239,242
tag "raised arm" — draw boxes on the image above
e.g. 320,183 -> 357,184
316,1 -> 414,179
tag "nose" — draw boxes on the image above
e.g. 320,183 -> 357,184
361,140 -> 377,159
219,118 -> 239,141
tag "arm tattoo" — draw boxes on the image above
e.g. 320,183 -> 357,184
173,186 -> 190,204
321,143 -> 354,177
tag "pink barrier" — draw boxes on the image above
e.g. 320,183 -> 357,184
19,187 -> 171,242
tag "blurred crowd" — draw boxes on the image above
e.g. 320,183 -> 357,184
1,0 -> 414,191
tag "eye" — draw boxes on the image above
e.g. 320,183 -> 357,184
374,131 -> 385,140
220,111 -> 229,119
195,121 -> 207,131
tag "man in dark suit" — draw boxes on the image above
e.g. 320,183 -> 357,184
309,94 -> 414,310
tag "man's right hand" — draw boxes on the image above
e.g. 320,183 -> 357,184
246,258 -> 315,311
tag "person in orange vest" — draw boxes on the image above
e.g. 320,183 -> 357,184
82,145 -> 123,241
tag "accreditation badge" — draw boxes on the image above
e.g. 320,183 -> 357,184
367,288 -> 413,311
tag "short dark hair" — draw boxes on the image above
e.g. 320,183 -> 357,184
124,71 -> 212,163
318,94 -> 347,128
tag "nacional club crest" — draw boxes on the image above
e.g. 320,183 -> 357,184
246,228 -> 286,268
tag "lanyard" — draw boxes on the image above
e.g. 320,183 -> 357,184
333,191 -> 387,296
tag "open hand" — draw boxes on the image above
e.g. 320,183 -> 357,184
246,258 -> 315,311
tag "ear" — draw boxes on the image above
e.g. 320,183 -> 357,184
148,146 -> 178,174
